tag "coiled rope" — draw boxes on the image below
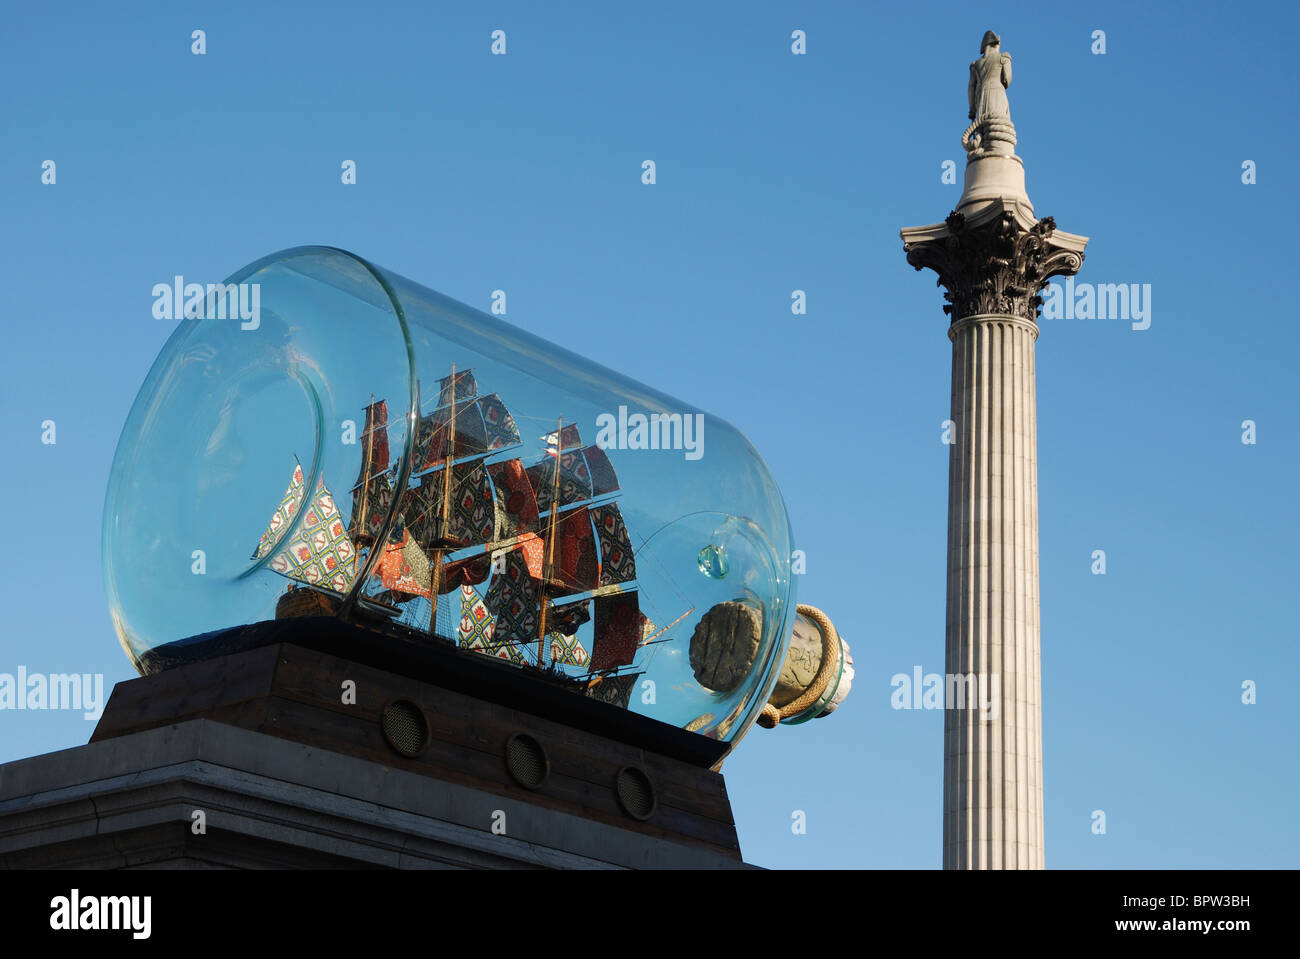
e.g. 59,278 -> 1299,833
757,604 -> 839,729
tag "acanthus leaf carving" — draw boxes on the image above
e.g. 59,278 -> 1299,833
903,211 -> 1083,323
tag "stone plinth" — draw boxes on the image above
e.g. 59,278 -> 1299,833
0,720 -> 747,868
0,629 -> 751,869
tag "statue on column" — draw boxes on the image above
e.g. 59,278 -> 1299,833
963,31 -> 1017,159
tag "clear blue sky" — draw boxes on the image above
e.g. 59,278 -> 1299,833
2,0 -> 1296,868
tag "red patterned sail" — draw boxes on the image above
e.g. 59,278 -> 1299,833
377,527 -> 431,598
588,592 -> 643,671
551,506 -> 600,595
488,458 -> 539,536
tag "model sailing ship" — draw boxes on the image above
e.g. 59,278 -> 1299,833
250,368 -> 676,710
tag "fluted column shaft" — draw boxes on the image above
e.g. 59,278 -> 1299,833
904,198 -> 1085,870
943,312 -> 1042,869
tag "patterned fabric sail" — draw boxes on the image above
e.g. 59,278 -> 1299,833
586,671 -> 643,709
254,466 -> 306,561
528,444 -> 621,513
549,631 -> 589,667
543,423 -> 582,453
459,586 -> 588,666
254,464 -> 357,593
527,454 -> 590,513
348,400 -> 393,546
349,471 -> 393,546
415,369 -> 478,470
550,506 -> 600,595
458,584 -> 525,664
416,404 -> 483,466
489,458 -> 539,537
483,545 -> 542,645
528,425 -> 590,513
590,503 -> 636,586
502,532 -> 545,580
377,527 -> 431,598
548,597 -> 591,636
588,592 -> 644,671
361,400 -> 390,469
404,461 -> 495,550
439,553 -> 491,593
438,369 -> 478,407
477,394 -> 521,451
583,444 -> 620,497
415,393 -> 521,469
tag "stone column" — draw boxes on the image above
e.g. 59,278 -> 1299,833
945,310 -> 1041,869
902,123 -> 1087,867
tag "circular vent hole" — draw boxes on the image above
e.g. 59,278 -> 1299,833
380,700 -> 429,758
616,766 -> 656,821
505,733 -> 549,789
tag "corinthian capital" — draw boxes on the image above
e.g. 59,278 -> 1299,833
901,200 -> 1087,324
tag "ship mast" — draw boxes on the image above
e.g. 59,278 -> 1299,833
536,417 -> 565,666
355,393 -> 376,544
427,364 -> 458,635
